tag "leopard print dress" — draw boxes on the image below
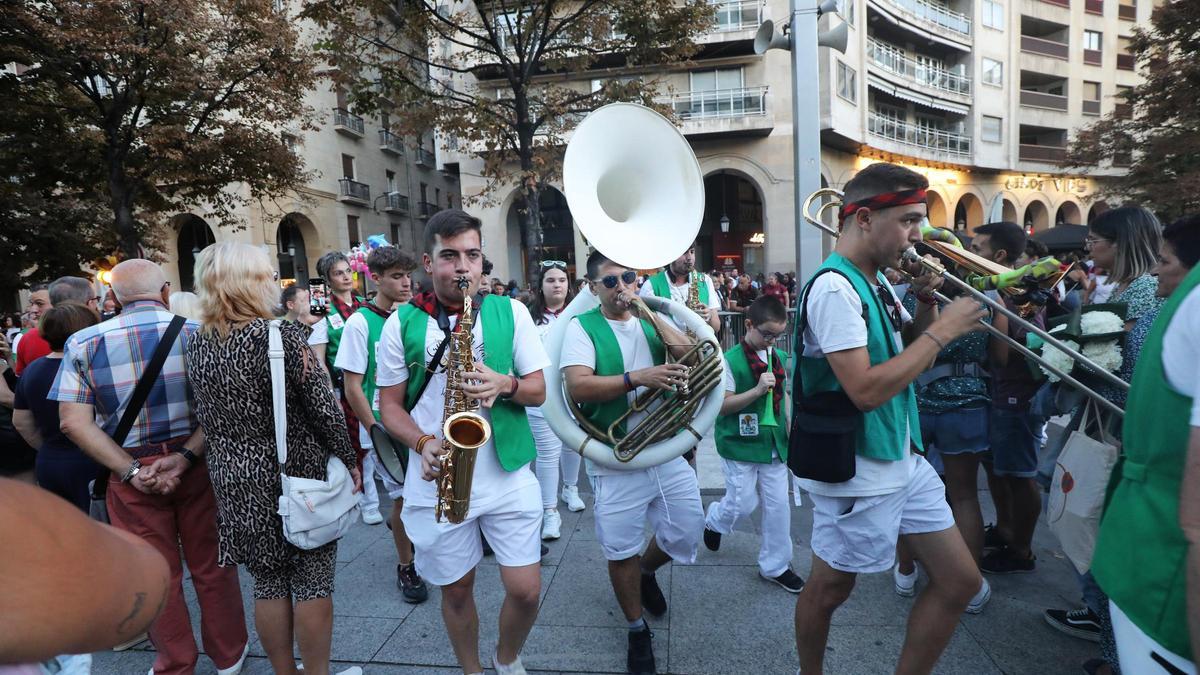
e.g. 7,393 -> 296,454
187,319 -> 356,573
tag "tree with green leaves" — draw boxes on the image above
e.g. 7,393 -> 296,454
0,0 -> 319,265
306,0 -> 714,283
1067,0 -> 1200,222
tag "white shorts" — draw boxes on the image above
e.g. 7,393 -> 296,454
808,456 -> 954,574
361,425 -> 403,500
400,482 -> 542,586
1111,600 -> 1197,675
590,457 -> 703,563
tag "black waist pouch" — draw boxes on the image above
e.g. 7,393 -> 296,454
787,390 -> 861,484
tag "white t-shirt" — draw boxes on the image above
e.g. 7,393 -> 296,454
561,313 -> 661,476
722,348 -> 771,392
374,297 -> 549,510
333,311 -> 377,448
1162,285 -> 1200,427
307,313 -> 341,347
639,273 -> 721,332
527,311 -> 562,419
798,271 -> 915,497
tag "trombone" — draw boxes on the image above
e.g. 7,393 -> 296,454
802,189 -> 1127,418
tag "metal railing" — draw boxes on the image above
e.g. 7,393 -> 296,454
384,192 -> 409,213
867,113 -> 971,158
881,0 -> 971,36
656,86 -> 769,121
1085,0 -> 1103,13
1117,53 -> 1135,70
1083,99 -> 1101,115
417,200 -> 439,218
1018,144 -> 1067,163
717,309 -> 798,357
378,129 -> 404,155
1020,35 -> 1070,59
1118,3 -> 1136,19
1084,48 -> 1102,65
709,0 -> 762,31
415,147 -> 436,167
338,178 -> 370,202
333,108 -> 365,135
866,39 -> 971,96
1020,89 -> 1069,111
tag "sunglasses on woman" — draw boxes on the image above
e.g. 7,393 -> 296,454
540,260 -> 568,271
600,270 -> 638,289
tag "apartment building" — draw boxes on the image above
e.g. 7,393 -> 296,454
455,0 -> 1151,281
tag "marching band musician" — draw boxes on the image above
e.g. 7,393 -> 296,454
790,162 -> 989,674
375,211 -> 548,675
702,295 -> 806,593
561,250 -> 706,675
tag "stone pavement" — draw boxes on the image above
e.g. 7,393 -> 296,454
92,455 -> 1100,674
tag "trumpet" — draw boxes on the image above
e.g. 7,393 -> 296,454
802,188 -> 1127,417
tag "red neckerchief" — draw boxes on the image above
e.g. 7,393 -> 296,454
410,291 -> 463,319
741,340 -> 785,414
331,294 -> 366,320
545,306 -> 565,318
361,299 -> 394,320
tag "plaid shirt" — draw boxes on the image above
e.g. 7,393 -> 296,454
50,300 -> 200,448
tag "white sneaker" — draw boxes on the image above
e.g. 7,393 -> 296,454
493,651 -> 528,675
362,508 -> 384,525
216,643 -> 250,675
893,562 -> 918,597
966,577 -> 991,615
542,509 -> 562,540
561,485 -> 585,512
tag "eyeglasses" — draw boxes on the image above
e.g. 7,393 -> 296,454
1084,236 -> 1109,247
757,329 -> 784,342
600,270 -> 638,289
540,260 -> 567,271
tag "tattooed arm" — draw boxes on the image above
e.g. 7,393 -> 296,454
0,478 -> 170,662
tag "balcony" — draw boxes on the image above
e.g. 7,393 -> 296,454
866,39 -> 971,99
1117,53 -> 1135,70
333,108 -> 365,138
867,112 -> 971,159
656,86 -> 774,137
417,201 -> 439,218
1084,49 -> 1102,66
1085,0 -> 1103,13
1115,102 -> 1132,118
338,178 -> 370,204
1020,89 -> 1068,111
1019,144 -> 1067,163
710,0 -> 762,32
1083,99 -> 1101,115
383,192 -> 409,214
1039,0 -> 1069,6
378,129 -> 404,155
1118,3 -> 1136,19
415,147 -> 436,168
877,0 -> 972,38
1021,35 -> 1069,60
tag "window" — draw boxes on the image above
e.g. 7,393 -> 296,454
1117,35 -> 1133,54
839,0 -> 856,26
982,0 -> 1004,29
1083,30 -> 1102,51
1083,81 -> 1101,100
335,86 -> 350,111
386,170 -> 396,193
689,68 -> 743,92
380,111 -> 390,131
281,133 -> 298,154
982,116 -> 1002,143
494,10 -> 528,51
981,58 -> 1003,86
341,154 -> 355,179
836,61 -> 857,103
348,215 -> 360,247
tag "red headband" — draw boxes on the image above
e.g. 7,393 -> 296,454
839,188 -> 928,221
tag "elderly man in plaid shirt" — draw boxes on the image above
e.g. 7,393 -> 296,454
54,259 -> 248,675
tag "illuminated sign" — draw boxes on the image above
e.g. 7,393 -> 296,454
749,232 -> 765,244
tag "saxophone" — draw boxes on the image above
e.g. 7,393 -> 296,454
435,277 -> 492,523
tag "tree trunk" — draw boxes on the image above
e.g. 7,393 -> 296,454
521,181 -> 543,288
107,154 -> 140,259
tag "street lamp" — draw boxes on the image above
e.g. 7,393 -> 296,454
755,0 -> 848,282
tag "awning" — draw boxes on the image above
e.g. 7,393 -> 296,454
868,74 -> 970,115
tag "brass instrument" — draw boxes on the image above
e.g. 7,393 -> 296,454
801,188 -> 1128,417
435,277 -> 492,523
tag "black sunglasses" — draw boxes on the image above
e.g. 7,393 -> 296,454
875,286 -> 903,332
600,270 -> 638,289
540,260 -> 568,270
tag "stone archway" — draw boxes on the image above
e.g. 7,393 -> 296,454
1087,200 -> 1110,224
926,190 -> 950,231
1002,198 -> 1018,223
505,186 -> 576,283
703,170 -> 765,278
1056,200 -> 1082,226
173,214 -> 216,292
277,213 -> 315,285
954,192 -> 985,234
1024,200 -> 1051,232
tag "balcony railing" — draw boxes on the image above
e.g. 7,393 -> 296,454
415,147 -> 436,167
881,0 -> 971,37
657,86 -> 768,120
1085,0 -> 1103,13
378,129 -> 404,155
1115,102 -> 1132,118
1118,3 -> 1136,19
1021,35 -> 1070,60
709,0 -> 762,32
866,40 -> 971,97
1084,48 -> 1102,65
333,108 -> 365,137
1117,53 -> 1135,70
338,178 -> 370,203
867,113 -> 971,158
417,201 -> 439,218
1020,89 -> 1069,111
1019,144 -> 1067,163
383,192 -> 409,213
1083,99 -> 1101,115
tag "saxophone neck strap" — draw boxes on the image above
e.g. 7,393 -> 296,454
410,297 -> 482,413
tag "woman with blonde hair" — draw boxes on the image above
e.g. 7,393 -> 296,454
186,242 -> 363,675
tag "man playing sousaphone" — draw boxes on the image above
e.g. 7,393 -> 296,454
376,210 -> 548,675
791,162 -> 989,674
561,250 -> 706,675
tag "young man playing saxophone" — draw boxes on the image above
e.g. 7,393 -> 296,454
376,210 -> 548,675
561,250 -> 707,675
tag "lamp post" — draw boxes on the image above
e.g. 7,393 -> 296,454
755,0 -> 847,282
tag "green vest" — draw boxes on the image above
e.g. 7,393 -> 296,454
353,305 -> 390,419
649,270 -> 710,305
574,307 -> 666,438
1091,263 -> 1200,659
716,344 -> 788,463
324,295 -> 365,368
795,253 -> 922,461
392,295 -> 536,472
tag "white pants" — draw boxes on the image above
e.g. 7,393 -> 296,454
590,457 -> 703,562
704,457 -> 793,577
1111,600 -> 1197,675
358,449 -> 380,514
530,413 -> 581,510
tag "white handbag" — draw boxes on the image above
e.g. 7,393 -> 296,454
1046,400 -> 1120,574
269,320 -> 359,550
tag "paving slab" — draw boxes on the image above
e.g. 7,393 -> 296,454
537,539 -> 672,630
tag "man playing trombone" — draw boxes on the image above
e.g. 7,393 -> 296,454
792,162 -> 988,674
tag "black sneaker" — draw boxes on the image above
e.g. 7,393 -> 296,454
1044,607 -> 1102,643
627,625 -> 656,674
541,543 -> 550,557
397,563 -> 429,604
980,547 -> 1036,574
762,568 -> 805,593
640,571 -> 667,617
482,532 -> 494,556
983,523 -> 1008,551
703,527 -> 722,552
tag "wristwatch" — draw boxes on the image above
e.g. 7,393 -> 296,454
120,459 -> 142,483
174,447 -> 199,466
